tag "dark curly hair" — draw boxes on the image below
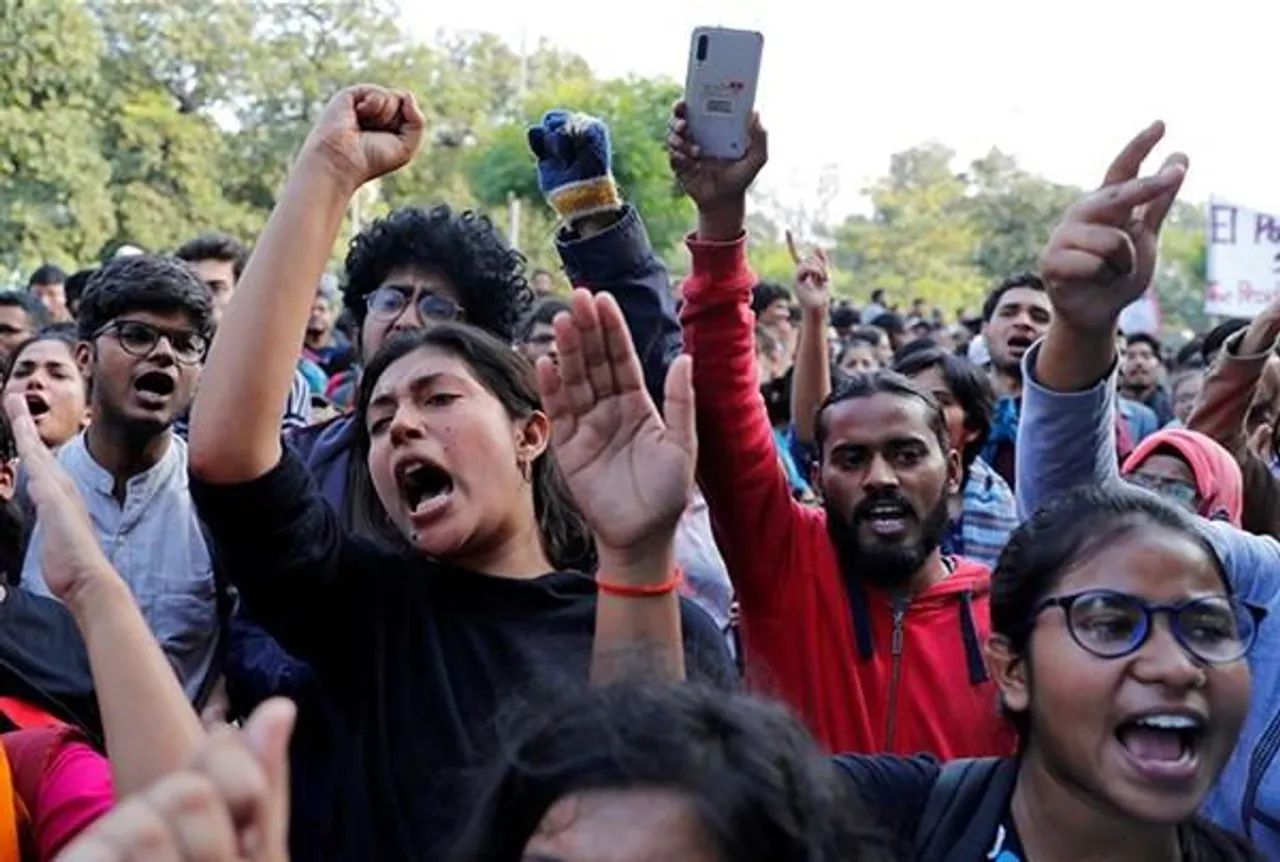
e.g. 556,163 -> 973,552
342,205 -> 532,342
448,681 -> 893,862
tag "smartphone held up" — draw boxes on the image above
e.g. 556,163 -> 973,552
683,27 -> 764,161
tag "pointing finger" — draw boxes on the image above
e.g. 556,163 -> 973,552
785,230 -> 800,264
1101,121 -> 1165,187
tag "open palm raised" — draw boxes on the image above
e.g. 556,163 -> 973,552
535,291 -> 696,562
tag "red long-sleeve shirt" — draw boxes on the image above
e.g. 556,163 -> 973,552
680,233 -> 1014,758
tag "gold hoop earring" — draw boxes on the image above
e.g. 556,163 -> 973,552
517,458 -> 532,484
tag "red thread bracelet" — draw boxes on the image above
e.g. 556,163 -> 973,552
596,567 -> 684,598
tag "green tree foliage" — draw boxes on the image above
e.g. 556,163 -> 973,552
467,74 -> 693,257
1,0 -> 1210,328
1154,201 -> 1209,334
963,148 -> 1080,282
828,143 -> 988,308
0,0 -> 115,278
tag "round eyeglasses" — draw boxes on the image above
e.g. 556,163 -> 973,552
1034,589 -> 1264,665
365,285 -> 462,323
95,320 -> 208,365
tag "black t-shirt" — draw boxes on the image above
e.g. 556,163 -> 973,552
190,450 -> 735,862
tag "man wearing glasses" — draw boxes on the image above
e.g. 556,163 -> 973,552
20,255 -> 222,705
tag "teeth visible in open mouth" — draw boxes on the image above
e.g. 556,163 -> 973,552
1116,713 -> 1205,763
1136,714 -> 1200,731
400,462 -> 454,511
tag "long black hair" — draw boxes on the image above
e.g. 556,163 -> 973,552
448,682 -> 893,862
351,323 -> 594,572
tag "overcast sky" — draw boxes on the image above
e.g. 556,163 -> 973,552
403,0 -> 1280,222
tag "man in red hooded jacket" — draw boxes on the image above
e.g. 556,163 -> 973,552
668,104 -> 1012,758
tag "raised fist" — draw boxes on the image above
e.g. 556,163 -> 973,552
528,110 -> 621,223
301,85 -> 426,190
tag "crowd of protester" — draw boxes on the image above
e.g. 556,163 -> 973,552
0,82 -> 1274,862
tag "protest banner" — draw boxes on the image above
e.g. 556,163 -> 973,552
1205,197 -> 1280,317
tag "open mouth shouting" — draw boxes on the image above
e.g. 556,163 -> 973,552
1114,707 -> 1207,786
1006,333 -> 1035,356
23,391 -> 50,421
396,456 -> 455,525
857,497 -> 916,540
132,370 -> 177,409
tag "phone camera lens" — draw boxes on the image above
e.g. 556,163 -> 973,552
695,35 -> 708,62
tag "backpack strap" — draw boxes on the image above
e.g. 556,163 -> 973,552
915,757 -> 1018,861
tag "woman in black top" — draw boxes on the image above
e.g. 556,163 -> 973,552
187,86 -> 732,860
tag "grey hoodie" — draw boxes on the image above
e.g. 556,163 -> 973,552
1016,341 -> 1280,854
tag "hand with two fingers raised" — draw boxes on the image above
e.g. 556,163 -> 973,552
1040,121 -> 1187,336
1037,122 -> 1188,389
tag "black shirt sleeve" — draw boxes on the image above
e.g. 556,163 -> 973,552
832,753 -> 940,847
189,449 -> 372,678
676,599 -> 739,688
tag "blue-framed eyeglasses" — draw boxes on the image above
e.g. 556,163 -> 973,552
1034,589 -> 1264,664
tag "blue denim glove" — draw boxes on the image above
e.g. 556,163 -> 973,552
527,109 -> 621,224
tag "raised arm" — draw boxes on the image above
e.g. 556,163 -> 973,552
6,394 -> 202,797
1023,125 -> 1280,609
530,111 -> 683,408
188,86 -> 424,484
787,233 -> 833,447
186,88 -> 409,673
536,290 -> 693,685
1018,122 -> 1187,518
1186,316 -> 1280,537
667,103 -> 823,614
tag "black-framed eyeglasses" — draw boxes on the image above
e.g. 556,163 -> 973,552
365,285 -> 462,323
95,320 -> 208,365
1126,472 -> 1199,511
1035,589 -> 1264,664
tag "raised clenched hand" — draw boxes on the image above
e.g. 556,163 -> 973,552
300,85 -> 426,191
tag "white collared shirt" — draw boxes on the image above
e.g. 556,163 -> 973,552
21,431 -> 218,701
